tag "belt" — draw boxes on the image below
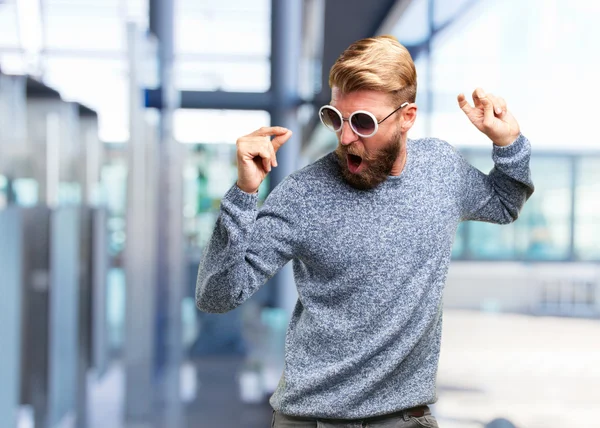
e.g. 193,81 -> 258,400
405,405 -> 428,418
278,405 -> 431,425
360,405 -> 429,423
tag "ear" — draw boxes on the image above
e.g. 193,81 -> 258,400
400,104 -> 417,132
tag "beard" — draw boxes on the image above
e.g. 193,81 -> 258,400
334,130 -> 403,190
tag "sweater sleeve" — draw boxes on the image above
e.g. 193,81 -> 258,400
455,134 -> 534,223
195,176 -> 304,313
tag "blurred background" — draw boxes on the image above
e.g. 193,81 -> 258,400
0,0 -> 599,427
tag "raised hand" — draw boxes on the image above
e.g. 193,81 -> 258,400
236,126 -> 293,194
457,88 -> 520,147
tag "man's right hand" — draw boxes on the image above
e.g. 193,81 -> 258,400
236,126 -> 293,194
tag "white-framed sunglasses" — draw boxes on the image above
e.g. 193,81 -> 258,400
319,102 -> 409,138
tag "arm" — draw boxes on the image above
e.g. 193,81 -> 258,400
195,126 -> 295,313
456,134 -> 534,223
456,88 -> 534,223
196,177 -> 304,313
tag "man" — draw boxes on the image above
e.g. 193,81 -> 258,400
196,35 -> 533,427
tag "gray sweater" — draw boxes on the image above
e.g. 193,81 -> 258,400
196,135 -> 533,419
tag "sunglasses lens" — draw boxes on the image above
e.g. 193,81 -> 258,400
351,113 -> 376,135
320,107 -> 342,131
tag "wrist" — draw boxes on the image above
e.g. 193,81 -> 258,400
236,181 -> 259,194
493,133 -> 520,147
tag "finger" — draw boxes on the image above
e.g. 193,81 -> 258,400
236,138 -> 270,159
255,146 -> 272,172
473,88 -> 494,125
252,126 -> 290,138
268,139 -> 277,167
471,88 -> 483,109
239,141 -> 272,172
486,93 -> 503,116
271,129 -> 293,152
457,93 -> 473,115
497,96 -> 507,116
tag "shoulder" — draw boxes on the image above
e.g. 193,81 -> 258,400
409,137 -> 458,157
286,152 -> 339,192
263,155 -> 334,202
409,137 -> 464,168
290,152 -> 337,181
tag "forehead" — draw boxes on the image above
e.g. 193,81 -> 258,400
331,87 -> 393,112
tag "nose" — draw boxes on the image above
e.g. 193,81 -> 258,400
339,120 -> 358,146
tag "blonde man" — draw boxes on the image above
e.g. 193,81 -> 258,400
197,35 -> 533,427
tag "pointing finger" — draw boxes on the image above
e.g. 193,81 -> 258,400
271,129 -> 293,152
252,126 -> 290,137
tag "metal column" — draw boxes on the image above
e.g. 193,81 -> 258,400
268,0 -> 304,315
0,208 -> 23,428
150,0 -> 185,424
124,23 -> 158,427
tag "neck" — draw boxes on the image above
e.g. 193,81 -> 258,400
390,136 -> 408,176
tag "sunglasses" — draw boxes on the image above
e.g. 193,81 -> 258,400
319,102 -> 409,138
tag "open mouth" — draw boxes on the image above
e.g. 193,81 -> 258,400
347,153 -> 363,173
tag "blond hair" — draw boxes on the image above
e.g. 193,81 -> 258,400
329,35 -> 417,105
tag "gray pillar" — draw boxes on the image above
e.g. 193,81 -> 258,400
425,0 -> 435,136
0,208 -> 23,428
269,0 -> 303,314
150,0 -> 185,425
124,23 -> 157,426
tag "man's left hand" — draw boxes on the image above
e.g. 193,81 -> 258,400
457,88 -> 520,147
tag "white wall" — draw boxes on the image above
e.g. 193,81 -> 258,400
444,261 -> 600,316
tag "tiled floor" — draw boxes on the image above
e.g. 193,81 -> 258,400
85,310 -> 600,428
435,310 -> 600,428
185,356 -> 273,428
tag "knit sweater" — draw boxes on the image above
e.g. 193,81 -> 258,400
196,134 -> 533,419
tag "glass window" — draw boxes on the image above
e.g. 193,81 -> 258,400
176,11 -> 270,57
463,153 -> 518,260
0,3 -> 20,46
174,58 -> 270,92
451,222 -> 466,258
182,144 -> 270,252
43,56 -> 129,142
391,0 -> 430,45
100,158 -> 127,260
411,54 -> 430,140
43,3 -> 125,51
12,178 -> 38,207
433,0 -> 479,28
0,52 -> 27,75
516,157 -> 572,260
0,174 -> 7,209
429,0 -> 600,151
575,157 -> 600,261
458,153 -> 573,261
175,0 -> 271,56
174,109 -> 270,144
177,109 -> 271,251
175,0 -> 271,93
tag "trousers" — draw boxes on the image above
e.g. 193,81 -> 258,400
271,406 -> 439,428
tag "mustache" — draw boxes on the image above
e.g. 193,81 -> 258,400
336,144 -> 392,164
337,145 -> 375,162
